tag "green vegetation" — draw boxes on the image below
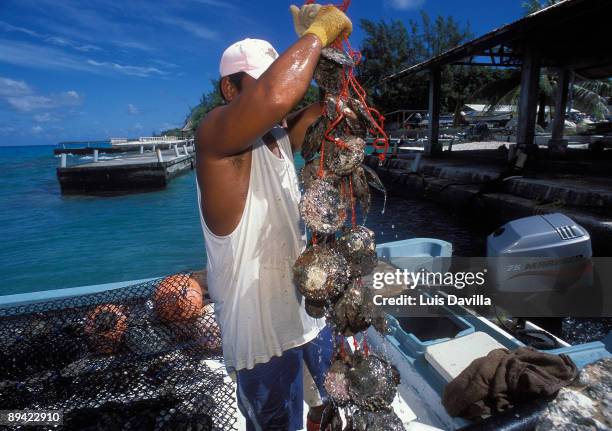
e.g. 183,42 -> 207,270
356,12 -> 509,118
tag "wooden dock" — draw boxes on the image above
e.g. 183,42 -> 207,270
57,144 -> 195,194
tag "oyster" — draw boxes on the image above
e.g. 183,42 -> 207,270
325,136 -> 365,176
321,46 -> 355,67
331,283 -> 374,336
304,298 -> 326,319
336,226 -> 377,277
351,166 -> 371,217
293,244 -> 350,302
361,164 -> 386,195
347,352 -> 399,411
320,402 -> 343,431
314,48 -> 354,93
324,357 -> 352,405
302,116 -> 328,161
353,408 -> 405,431
299,179 -> 346,235
300,158 -> 339,190
347,97 -> 380,132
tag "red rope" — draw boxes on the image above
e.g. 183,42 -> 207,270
304,0 -> 351,11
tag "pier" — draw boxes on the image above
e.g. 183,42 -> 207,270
57,140 -> 195,194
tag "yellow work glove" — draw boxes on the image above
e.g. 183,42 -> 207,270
289,4 -> 352,48
290,4 -> 322,37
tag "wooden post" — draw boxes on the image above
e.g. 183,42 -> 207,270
426,68 -> 441,156
156,148 -> 164,163
60,153 -> 67,168
152,144 -> 156,152
549,69 -> 572,153
517,46 -> 541,150
93,149 -> 99,163
411,153 -> 422,173
183,145 -> 188,155
174,145 -> 180,157
140,145 -> 144,154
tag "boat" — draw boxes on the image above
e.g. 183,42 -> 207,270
0,215 -> 610,430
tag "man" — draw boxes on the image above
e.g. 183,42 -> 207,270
195,5 -> 352,431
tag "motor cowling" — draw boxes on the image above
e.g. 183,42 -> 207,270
486,213 -> 592,293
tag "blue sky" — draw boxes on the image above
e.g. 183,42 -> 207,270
0,0 -> 524,146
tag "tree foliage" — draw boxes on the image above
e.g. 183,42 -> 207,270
356,12 -> 506,116
185,78 -> 224,133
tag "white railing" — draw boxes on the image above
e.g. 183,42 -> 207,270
138,136 -> 179,143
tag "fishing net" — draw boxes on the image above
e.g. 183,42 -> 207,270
0,273 -> 238,430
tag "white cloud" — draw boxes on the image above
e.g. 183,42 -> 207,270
0,20 -> 102,52
156,16 -> 217,40
0,77 -> 31,97
127,103 -> 140,115
0,75 -> 81,112
0,39 -> 97,73
5,91 -> 80,112
386,0 -> 425,10
0,39 -> 169,78
44,35 -> 101,52
32,125 -> 43,134
0,126 -> 17,134
191,0 -> 238,9
86,59 -> 166,77
34,112 -> 60,122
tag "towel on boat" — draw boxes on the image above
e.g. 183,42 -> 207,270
442,347 -> 577,419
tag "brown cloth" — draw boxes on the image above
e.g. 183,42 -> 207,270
442,347 -> 577,419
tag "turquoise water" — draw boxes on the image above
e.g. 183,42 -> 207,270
0,145 -> 487,296
1,146 -> 208,295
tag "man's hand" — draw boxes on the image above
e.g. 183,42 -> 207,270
290,4 -> 352,47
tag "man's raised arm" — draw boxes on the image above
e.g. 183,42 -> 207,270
197,5 -> 352,158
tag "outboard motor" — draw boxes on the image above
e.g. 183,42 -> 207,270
486,213 -> 594,319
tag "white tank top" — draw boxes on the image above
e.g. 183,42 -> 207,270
197,126 -> 324,371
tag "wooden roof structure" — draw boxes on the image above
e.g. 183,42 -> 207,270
384,0 -> 612,82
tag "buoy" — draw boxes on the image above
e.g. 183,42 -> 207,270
84,304 -> 128,354
153,274 -> 203,323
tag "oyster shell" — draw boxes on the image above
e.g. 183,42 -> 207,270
299,179 -> 346,235
336,226 -> 377,277
325,136 -> 365,176
353,408 -> 405,431
302,116 -> 328,161
304,298 -> 326,319
293,244 -> 350,302
324,358 -> 352,405
330,283 -> 373,336
347,352 -> 399,411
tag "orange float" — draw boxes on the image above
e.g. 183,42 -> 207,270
153,274 -> 203,323
84,304 -> 128,354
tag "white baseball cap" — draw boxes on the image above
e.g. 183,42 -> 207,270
219,38 -> 279,80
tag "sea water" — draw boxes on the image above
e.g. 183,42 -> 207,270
0,145 -> 488,296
